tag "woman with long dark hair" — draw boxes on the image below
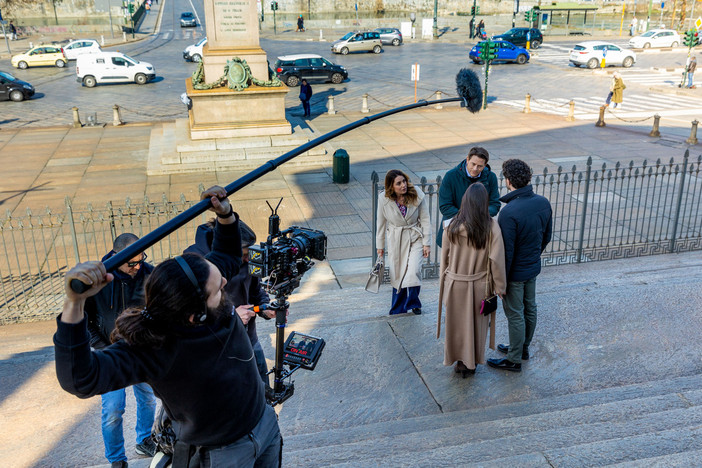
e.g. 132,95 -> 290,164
376,169 -> 432,315
437,183 -> 506,377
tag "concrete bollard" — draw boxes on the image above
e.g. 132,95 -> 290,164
522,93 -> 531,113
362,93 -> 369,113
71,107 -> 83,128
112,104 -> 123,126
319,29 -> 323,41
595,106 -> 606,127
686,119 -> 699,145
435,91 -> 443,110
327,95 -> 336,115
123,31 -> 127,42
29,41 -> 33,48
566,100 -> 575,121
649,114 -> 661,137
101,35 -> 105,46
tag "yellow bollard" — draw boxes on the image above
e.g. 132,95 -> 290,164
600,58 -> 606,68
526,40 -> 530,50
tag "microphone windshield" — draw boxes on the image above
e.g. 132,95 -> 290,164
455,68 -> 483,113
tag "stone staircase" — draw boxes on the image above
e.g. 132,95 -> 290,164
282,373 -> 702,466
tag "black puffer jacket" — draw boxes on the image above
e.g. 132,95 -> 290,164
85,252 -> 154,349
498,185 -> 553,282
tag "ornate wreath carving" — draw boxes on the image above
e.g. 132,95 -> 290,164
191,57 -> 283,91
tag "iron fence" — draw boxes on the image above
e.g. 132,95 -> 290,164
0,192 -> 213,324
372,150 -> 702,280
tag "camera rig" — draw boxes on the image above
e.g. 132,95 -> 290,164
248,199 -> 327,406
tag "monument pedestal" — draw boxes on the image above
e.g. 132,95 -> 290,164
186,79 -> 291,140
201,45 -> 270,84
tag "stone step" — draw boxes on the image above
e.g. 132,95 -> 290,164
282,375 -> 702,465
289,402 -> 702,467
607,448 -> 702,467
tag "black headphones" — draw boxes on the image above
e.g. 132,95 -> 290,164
174,256 -> 208,323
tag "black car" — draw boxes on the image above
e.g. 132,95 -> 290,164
0,70 -> 34,102
180,12 -> 197,27
274,54 -> 348,87
491,28 -> 543,48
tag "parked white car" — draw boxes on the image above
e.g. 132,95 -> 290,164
63,39 -> 101,60
628,29 -> 681,48
570,41 -> 636,69
76,52 -> 155,87
183,37 -> 207,62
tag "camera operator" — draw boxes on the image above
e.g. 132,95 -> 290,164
185,220 -> 275,387
54,186 -> 281,468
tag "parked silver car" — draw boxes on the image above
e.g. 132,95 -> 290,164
331,31 -> 383,55
374,27 -> 402,46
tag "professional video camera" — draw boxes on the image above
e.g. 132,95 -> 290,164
249,199 -> 327,406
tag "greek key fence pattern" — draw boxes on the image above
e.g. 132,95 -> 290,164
372,150 -> 702,280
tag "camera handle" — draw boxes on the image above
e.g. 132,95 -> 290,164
268,294 -> 295,406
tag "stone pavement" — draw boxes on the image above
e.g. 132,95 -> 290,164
3,248 -> 702,467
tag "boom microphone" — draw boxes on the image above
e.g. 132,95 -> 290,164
455,68 -> 483,113
70,69 -> 486,293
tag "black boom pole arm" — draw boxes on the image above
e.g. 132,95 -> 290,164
70,79 -> 481,294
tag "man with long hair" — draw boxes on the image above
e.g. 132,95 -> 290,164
488,159 -> 552,372
54,186 -> 281,467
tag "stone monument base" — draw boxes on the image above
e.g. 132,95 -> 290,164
202,46 -> 270,84
146,118 -> 329,176
186,78 -> 291,140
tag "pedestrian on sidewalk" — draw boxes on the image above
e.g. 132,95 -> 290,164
297,14 -> 305,32
299,79 -> 312,117
488,159 -> 552,373
469,16 -> 475,39
477,20 -> 486,39
376,169 -> 432,315
629,17 -> 637,36
686,56 -> 697,89
605,72 -> 625,109
84,233 -> 157,467
9,21 -> 17,41
438,184 -> 506,378
437,147 -> 500,248
55,186 -> 282,468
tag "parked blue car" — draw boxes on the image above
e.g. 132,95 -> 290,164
469,40 -> 530,65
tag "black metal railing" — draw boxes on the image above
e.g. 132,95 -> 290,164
371,150 -> 702,279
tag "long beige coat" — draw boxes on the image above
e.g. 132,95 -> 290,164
438,219 -> 507,369
376,188 -> 432,289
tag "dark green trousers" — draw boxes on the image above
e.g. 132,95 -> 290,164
502,277 -> 538,364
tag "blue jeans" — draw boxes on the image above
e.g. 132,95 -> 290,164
688,72 -> 694,88
389,286 -> 421,315
502,277 -> 538,364
203,404 -> 281,467
101,383 -> 157,463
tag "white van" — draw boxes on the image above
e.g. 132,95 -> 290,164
76,52 -> 156,87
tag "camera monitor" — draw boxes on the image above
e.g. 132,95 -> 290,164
283,332 -> 325,370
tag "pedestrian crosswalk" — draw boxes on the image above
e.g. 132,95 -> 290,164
619,69 -> 695,88
495,93 -> 702,120
157,29 -> 205,41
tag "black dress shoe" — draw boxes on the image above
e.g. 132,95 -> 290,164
412,308 -> 422,315
487,358 -> 522,372
497,343 -> 529,361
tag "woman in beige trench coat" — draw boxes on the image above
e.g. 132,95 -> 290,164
376,169 -> 432,315
437,184 -> 507,377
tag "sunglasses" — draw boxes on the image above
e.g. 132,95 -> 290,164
127,253 -> 147,268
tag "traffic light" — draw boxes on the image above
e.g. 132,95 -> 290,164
683,29 -> 696,48
128,3 -> 135,14
470,6 -> 480,15
270,1 -> 279,11
487,41 -> 499,60
524,9 -> 537,22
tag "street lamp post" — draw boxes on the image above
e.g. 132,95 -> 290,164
512,0 -> 520,27
433,0 -> 438,38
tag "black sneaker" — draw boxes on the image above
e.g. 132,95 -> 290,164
111,462 -> 128,468
412,308 -> 422,315
135,438 -> 156,457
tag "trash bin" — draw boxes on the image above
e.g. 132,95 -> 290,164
333,148 -> 349,184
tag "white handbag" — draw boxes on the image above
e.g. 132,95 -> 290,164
364,258 -> 384,293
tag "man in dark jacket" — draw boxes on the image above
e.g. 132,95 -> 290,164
84,233 -> 157,467
437,146 -> 501,247
299,79 -> 312,117
185,220 -> 274,386
488,159 -> 552,372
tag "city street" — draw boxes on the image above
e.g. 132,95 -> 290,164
0,0 -> 700,129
